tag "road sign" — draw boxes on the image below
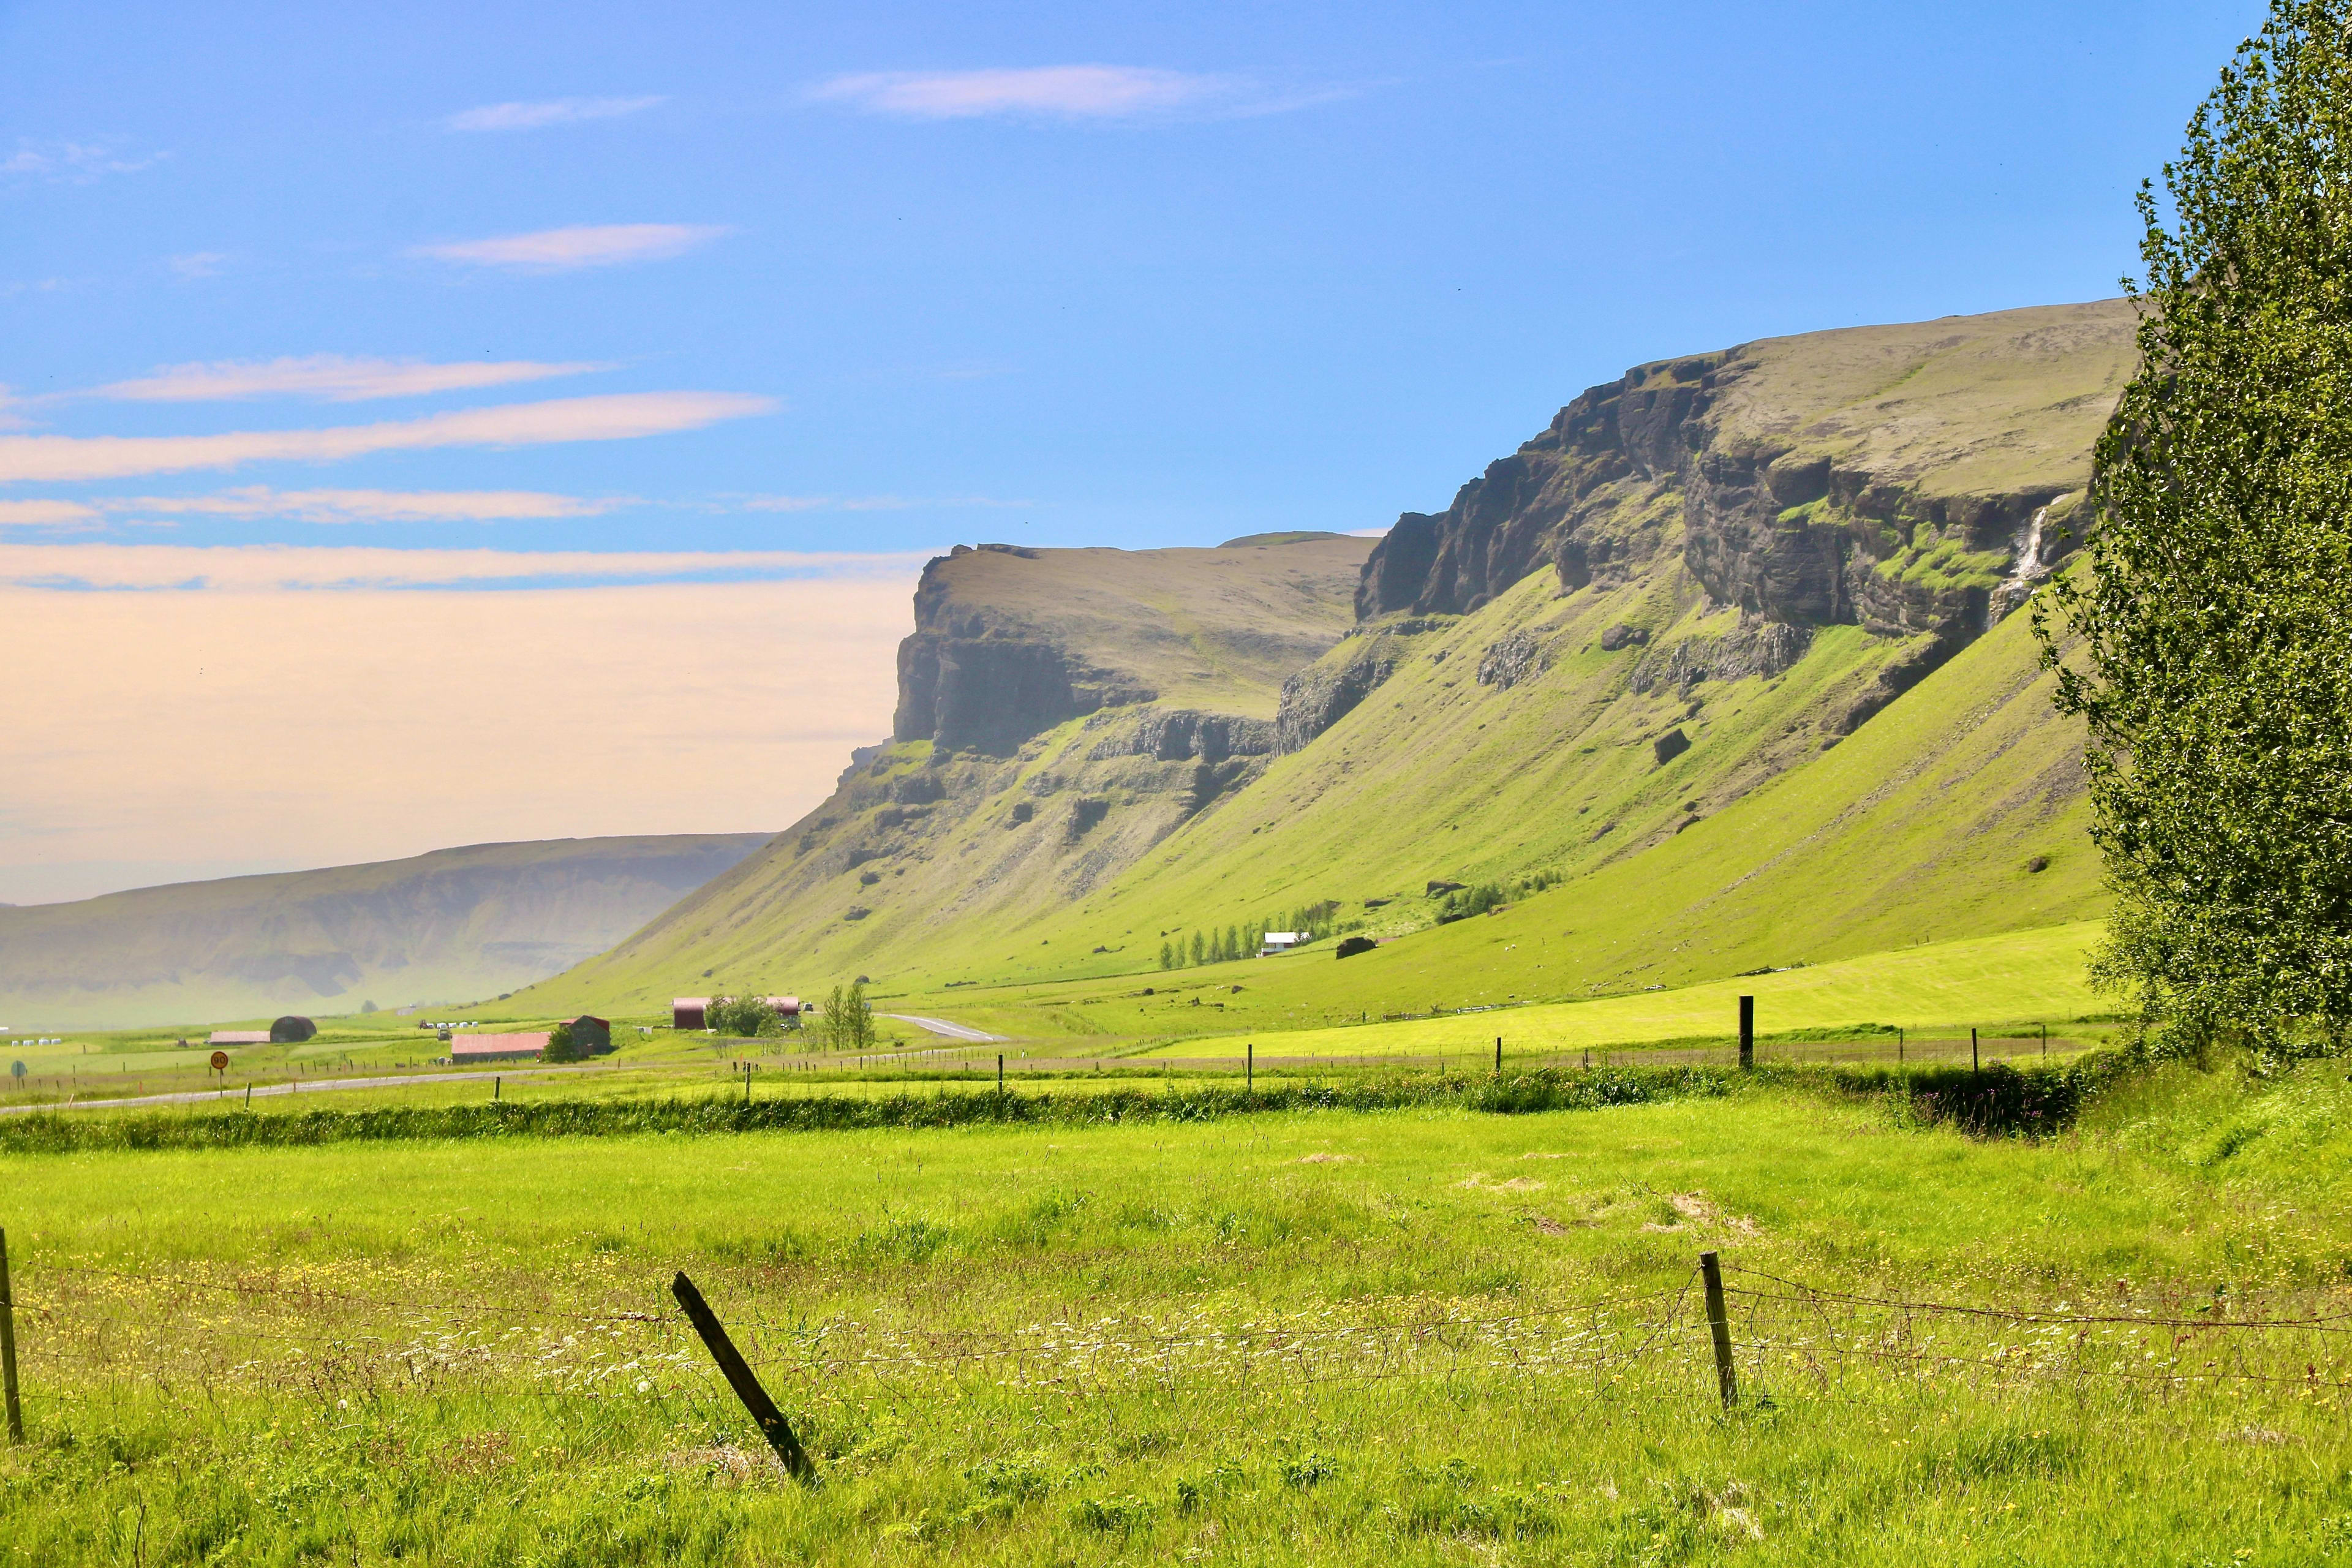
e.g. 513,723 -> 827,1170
209,1050 -> 229,1071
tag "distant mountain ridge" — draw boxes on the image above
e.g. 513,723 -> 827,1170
531,301 -> 2130,1022
0,834 -> 771,1028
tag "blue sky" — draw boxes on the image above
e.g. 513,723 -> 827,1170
0,0 -> 2263,904
2,0 -> 2255,564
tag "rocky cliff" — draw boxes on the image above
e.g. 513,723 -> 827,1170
1357,302 -> 2130,635
891,538 -> 1370,755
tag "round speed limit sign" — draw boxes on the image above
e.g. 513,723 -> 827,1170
210,1050 -> 229,1071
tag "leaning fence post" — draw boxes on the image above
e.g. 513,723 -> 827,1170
671,1271 -> 815,1482
0,1227 -> 23,1441
1699,1250 -> 1736,1410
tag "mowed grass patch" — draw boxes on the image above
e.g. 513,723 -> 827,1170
1135,922 -> 2106,1060
3,1062 -> 2350,1564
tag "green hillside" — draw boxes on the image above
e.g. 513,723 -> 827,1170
850,590 -> 2101,1044
531,301 -> 2128,1031
0,834 -> 770,1030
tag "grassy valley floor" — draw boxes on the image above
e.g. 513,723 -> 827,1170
0,1055 -> 2346,1564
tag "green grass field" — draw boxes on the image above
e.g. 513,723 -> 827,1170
2,1052 -> 2347,1564
1136,923 -> 2108,1061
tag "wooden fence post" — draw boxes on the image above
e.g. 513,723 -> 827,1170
997,1054 -> 1004,1093
1246,1042 -> 1253,1092
1494,1037 -> 1502,1075
1738,997 -> 1754,1071
1699,1250 -> 1736,1410
1971,1027 -> 1980,1071
1,1227 -> 23,1442
671,1270 -> 816,1482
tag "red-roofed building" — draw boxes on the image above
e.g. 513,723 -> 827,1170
673,997 -> 709,1030
450,1033 -> 548,1063
208,1030 -> 270,1046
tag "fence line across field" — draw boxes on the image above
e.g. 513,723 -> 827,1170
4,1240 -> 2345,1471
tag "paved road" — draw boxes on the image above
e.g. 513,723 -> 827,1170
881,1014 -> 1006,1044
0,1064 -> 608,1116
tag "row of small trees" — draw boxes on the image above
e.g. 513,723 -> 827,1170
1158,902 -> 1340,970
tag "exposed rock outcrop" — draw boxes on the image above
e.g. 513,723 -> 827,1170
1276,638 -> 1403,753
1628,617 -> 1812,696
1351,302 -> 2135,654
1087,709 -> 1279,763
1356,358 -> 1708,619
1476,630 -> 1547,689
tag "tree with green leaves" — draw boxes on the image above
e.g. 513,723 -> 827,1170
543,1020 -> 579,1062
707,994 -> 782,1039
818,982 -> 876,1051
2040,0 -> 2352,1054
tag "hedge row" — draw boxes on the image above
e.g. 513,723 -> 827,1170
0,1055 -> 2128,1153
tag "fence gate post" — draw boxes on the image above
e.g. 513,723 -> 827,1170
671,1271 -> 816,1482
1699,1250 -> 1737,1410
0,1227 -> 23,1441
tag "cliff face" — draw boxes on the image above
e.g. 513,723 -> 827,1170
891,539 -> 1368,756
1355,301 -> 2133,641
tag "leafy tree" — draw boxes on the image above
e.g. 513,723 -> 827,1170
818,982 -> 877,1051
2040,0 -> 2352,1052
707,994 -> 783,1038
1189,932 -> 1206,966
1159,940 -> 1174,970
543,1020 -> 579,1062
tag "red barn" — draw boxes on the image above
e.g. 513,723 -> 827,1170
673,997 -> 709,1030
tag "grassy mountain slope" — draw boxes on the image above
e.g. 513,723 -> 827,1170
544,537 -> 1373,1007
867,588 -> 2101,1042
532,302 -> 2128,1029
0,834 -> 769,1029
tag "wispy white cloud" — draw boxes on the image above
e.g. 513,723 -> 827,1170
97,355 -> 609,404
0,391 -> 775,483
813,66 -> 1224,120
102,487 -> 620,524
0,499 -> 100,530
0,540 -> 924,592
736,494 -> 1030,513
168,252 -> 232,279
413,224 -> 728,272
2,140 -> 162,183
447,96 -> 666,132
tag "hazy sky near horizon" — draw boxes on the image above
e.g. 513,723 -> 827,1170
1,0 -> 2260,902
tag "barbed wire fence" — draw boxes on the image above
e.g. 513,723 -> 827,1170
4,1234 -> 2346,1486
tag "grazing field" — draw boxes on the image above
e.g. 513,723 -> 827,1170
1,1055 -> 2346,1564
1134,922 -> 2108,1063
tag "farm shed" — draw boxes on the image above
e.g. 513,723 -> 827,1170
1259,932 -> 1306,956
570,1015 -> 612,1054
673,997 -> 709,1030
767,996 -> 801,1017
208,1030 -> 270,1046
270,1015 -> 317,1043
450,1033 -> 549,1063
